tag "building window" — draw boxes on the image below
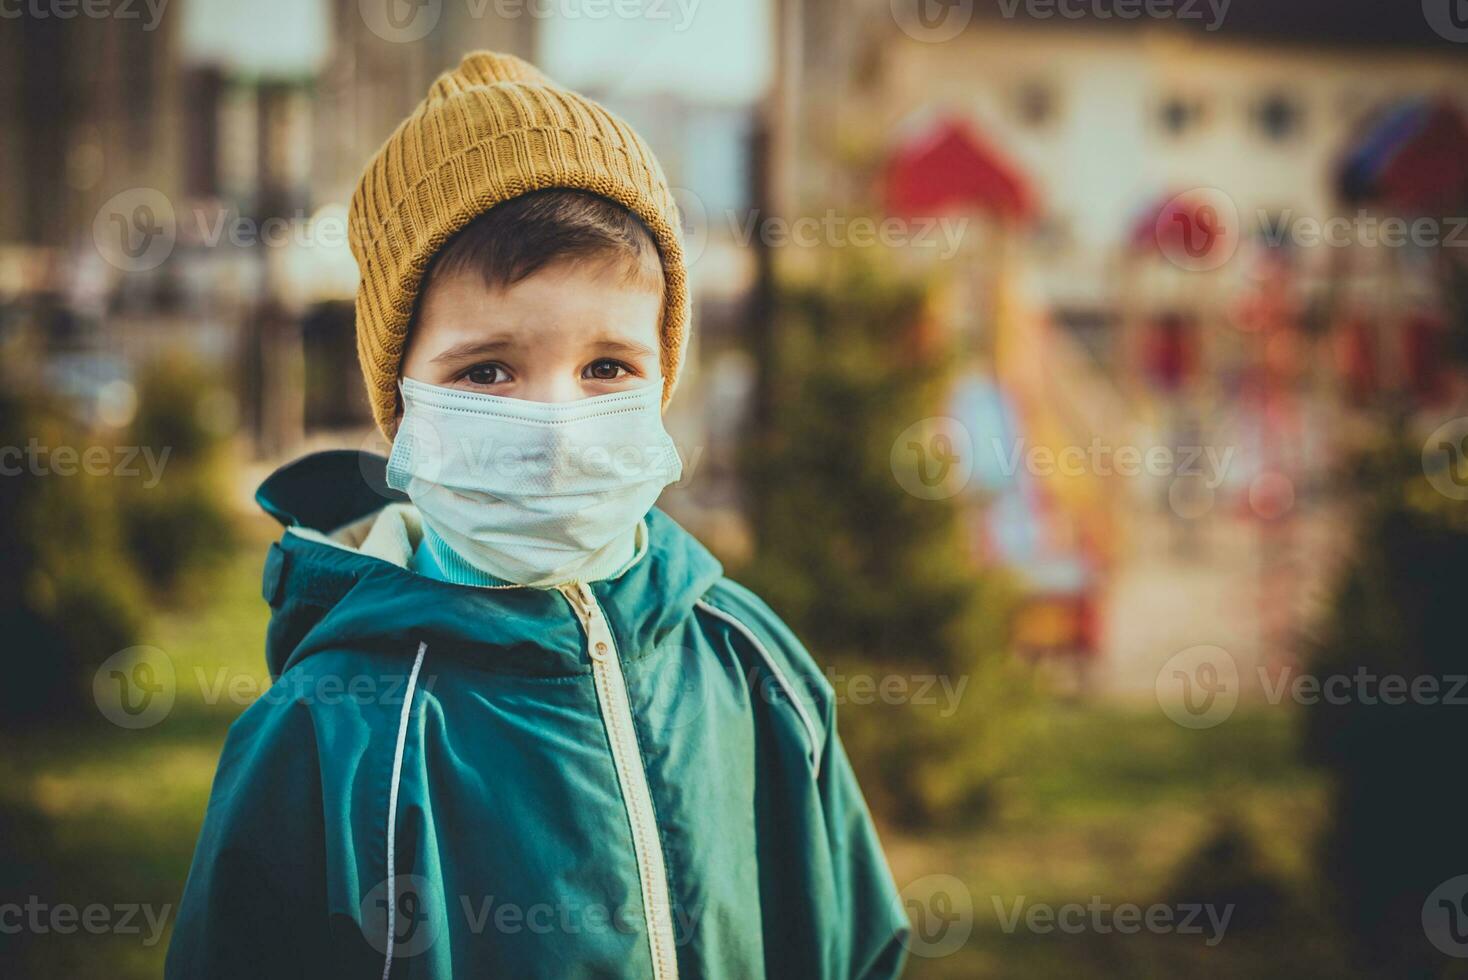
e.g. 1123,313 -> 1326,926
1157,94 -> 1206,138
1014,81 -> 1058,129
1253,92 -> 1305,143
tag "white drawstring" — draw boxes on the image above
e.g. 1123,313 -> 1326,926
695,600 -> 823,778
382,641 -> 428,980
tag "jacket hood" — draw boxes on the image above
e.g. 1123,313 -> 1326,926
254,450 -> 723,680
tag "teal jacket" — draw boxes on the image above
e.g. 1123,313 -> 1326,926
166,451 -> 909,979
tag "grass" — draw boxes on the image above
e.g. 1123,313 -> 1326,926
887,705 -> 1345,979
0,515 -> 273,979
0,516 -> 1343,978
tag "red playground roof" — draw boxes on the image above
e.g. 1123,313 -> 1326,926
883,116 -> 1037,223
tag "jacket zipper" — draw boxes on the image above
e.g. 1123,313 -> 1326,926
560,582 -> 679,980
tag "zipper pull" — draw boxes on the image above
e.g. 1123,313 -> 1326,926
564,583 -> 610,662
562,582 -> 595,628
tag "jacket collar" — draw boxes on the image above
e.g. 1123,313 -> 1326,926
256,449 -> 408,532
254,451 -> 723,678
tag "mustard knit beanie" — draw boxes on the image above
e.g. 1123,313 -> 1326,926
348,51 -> 690,435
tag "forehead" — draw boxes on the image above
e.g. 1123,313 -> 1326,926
412,262 -> 662,352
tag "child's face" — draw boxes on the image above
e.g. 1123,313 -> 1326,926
400,259 -> 662,405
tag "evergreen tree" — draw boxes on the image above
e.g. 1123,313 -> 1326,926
736,249 -> 1023,826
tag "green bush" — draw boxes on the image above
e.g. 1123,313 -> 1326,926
0,389 -> 146,725
0,355 -> 240,724
835,647 -> 1026,828
117,358 -> 237,595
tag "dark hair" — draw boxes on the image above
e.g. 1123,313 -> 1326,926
419,189 -> 664,304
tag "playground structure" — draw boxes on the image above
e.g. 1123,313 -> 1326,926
881,97 -> 1468,694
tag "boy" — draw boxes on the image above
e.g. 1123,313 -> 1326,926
167,51 -> 909,979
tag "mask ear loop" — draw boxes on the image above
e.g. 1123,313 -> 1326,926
393,378 -> 424,432
387,378 -> 407,444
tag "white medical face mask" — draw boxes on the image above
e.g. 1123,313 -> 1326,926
387,377 -> 682,587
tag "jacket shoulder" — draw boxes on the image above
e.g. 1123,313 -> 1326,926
697,577 -> 833,760
222,647 -> 425,771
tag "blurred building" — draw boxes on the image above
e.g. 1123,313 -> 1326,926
0,0 -> 538,432
0,0 -> 767,465
775,1 -> 1468,303
762,1 -> 1468,680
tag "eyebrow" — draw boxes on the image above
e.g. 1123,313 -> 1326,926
593,339 -> 657,360
429,338 -> 517,365
427,335 -> 657,365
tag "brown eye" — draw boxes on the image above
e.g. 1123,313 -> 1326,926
465,364 -> 506,386
586,359 -> 628,381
